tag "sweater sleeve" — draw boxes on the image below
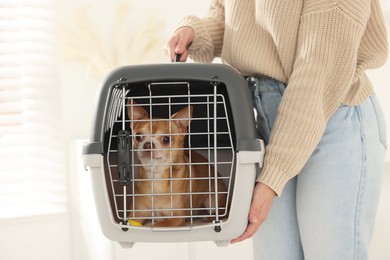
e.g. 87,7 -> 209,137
176,0 -> 225,63
257,0 -> 381,195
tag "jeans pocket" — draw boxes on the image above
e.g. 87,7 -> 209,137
370,95 -> 387,149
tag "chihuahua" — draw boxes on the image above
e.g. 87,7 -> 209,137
127,101 -> 227,227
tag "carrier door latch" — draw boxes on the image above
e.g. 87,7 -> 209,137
117,130 -> 132,186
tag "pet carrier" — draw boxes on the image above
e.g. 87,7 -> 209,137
82,63 -> 264,248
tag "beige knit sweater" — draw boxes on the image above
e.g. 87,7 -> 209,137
178,0 -> 388,195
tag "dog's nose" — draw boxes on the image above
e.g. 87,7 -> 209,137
143,142 -> 155,150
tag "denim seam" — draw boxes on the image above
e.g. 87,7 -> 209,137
256,90 -> 281,94
354,105 -> 366,260
253,87 -> 272,140
369,96 -> 387,149
277,81 -> 286,95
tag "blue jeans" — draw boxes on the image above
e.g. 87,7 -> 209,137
248,76 -> 387,260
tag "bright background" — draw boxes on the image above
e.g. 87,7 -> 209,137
0,0 -> 389,259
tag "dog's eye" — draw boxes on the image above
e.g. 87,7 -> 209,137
162,136 -> 170,144
135,133 -> 143,142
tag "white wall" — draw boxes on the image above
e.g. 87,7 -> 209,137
0,216 -> 72,260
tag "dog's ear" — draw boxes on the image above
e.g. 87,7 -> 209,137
171,106 -> 193,132
127,100 -> 148,128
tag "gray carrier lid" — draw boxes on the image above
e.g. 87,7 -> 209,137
82,63 -> 260,155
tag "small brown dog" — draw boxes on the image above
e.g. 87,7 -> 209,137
127,101 -> 227,227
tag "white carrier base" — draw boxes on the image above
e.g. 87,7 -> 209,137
83,146 -> 263,248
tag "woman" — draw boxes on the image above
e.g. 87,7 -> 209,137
164,0 -> 388,259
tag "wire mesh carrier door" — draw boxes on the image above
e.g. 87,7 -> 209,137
82,63 -> 264,248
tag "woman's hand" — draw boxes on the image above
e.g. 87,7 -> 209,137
164,26 -> 195,62
231,182 -> 276,244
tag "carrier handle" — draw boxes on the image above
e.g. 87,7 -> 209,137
174,53 -> 181,62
